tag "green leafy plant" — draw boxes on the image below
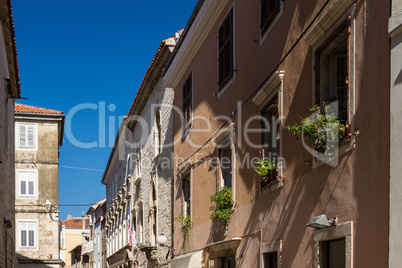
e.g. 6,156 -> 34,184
287,104 -> 345,154
176,213 -> 191,252
209,186 -> 234,223
254,159 -> 277,186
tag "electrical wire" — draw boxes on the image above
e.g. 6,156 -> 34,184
176,0 -> 331,168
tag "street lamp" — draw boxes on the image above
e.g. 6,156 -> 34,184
306,214 -> 336,229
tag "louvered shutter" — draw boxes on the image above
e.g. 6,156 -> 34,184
27,125 -> 35,148
261,0 -> 280,35
28,230 -> 34,247
182,73 -> 192,129
21,229 -> 27,247
19,124 -> 26,148
218,9 -> 233,89
28,181 -> 34,196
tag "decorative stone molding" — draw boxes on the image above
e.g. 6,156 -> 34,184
212,123 -> 236,145
252,71 -> 284,106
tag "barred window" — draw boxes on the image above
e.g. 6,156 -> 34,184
260,0 -> 280,35
183,72 -> 192,132
218,9 -> 234,90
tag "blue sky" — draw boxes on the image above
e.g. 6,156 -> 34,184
12,0 -> 198,220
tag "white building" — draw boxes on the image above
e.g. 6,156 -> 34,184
102,33 -> 177,268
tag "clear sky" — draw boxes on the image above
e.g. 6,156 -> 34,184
12,0 -> 198,220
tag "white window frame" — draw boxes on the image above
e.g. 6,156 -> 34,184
18,220 -> 38,249
17,169 -> 38,199
16,123 -> 38,151
313,221 -> 352,268
260,240 -> 281,268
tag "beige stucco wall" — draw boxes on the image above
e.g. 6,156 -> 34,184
168,0 -> 390,267
63,229 -> 84,268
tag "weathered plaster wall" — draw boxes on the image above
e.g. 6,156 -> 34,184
170,0 -> 390,267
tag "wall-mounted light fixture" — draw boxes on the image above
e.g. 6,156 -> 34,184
307,214 -> 337,229
157,233 -> 168,245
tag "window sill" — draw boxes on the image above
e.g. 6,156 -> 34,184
261,177 -> 283,196
312,136 -> 356,169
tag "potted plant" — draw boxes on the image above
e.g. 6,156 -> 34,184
286,104 -> 345,154
254,159 -> 277,187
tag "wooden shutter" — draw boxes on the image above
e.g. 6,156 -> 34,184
29,230 -> 34,247
21,229 -> 27,247
27,125 -> 35,148
261,0 -> 280,35
218,9 -> 233,89
183,72 -> 192,129
19,124 -> 26,147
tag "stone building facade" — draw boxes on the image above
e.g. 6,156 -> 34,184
14,103 -> 65,268
102,34 -> 176,268
0,0 -> 21,267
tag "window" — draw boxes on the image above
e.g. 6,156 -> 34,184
182,72 -> 192,133
17,123 -> 37,150
150,183 -> 157,245
135,146 -> 142,178
320,239 -> 346,268
260,0 -> 281,36
262,252 -> 278,268
260,240 -> 281,268
315,19 -> 350,127
218,145 -> 232,188
218,9 -> 234,90
182,172 -> 191,217
155,110 -> 162,156
138,204 -> 143,244
19,221 -> 36,248
261,95 -> 279,162
213,124 -> 236,195
18,170 -> 36,197
313,222 -> 352,268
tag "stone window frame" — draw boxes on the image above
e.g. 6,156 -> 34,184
17,169 -> 38,199
260,240 -> 282,268
178,162 -> 193,221
16,122 -> 38,151
18,220 -> 38,249
305,0 -> 356,167
313,221 -> 352,268
252,71 -> 285,196
213,123 -> 237,201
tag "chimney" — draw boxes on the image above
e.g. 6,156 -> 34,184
66,214 -> 72,220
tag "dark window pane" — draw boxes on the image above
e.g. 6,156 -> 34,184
321,238 -> 346,268
263,252 -> 278,268
21,230 -> 27,247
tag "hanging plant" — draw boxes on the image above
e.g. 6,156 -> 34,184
286,104 -> 345,154
209,186 -> 234,224
176,213 -> 191,252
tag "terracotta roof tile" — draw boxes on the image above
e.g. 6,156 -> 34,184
60,218 -> 89,227
15,103 -> 64,115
